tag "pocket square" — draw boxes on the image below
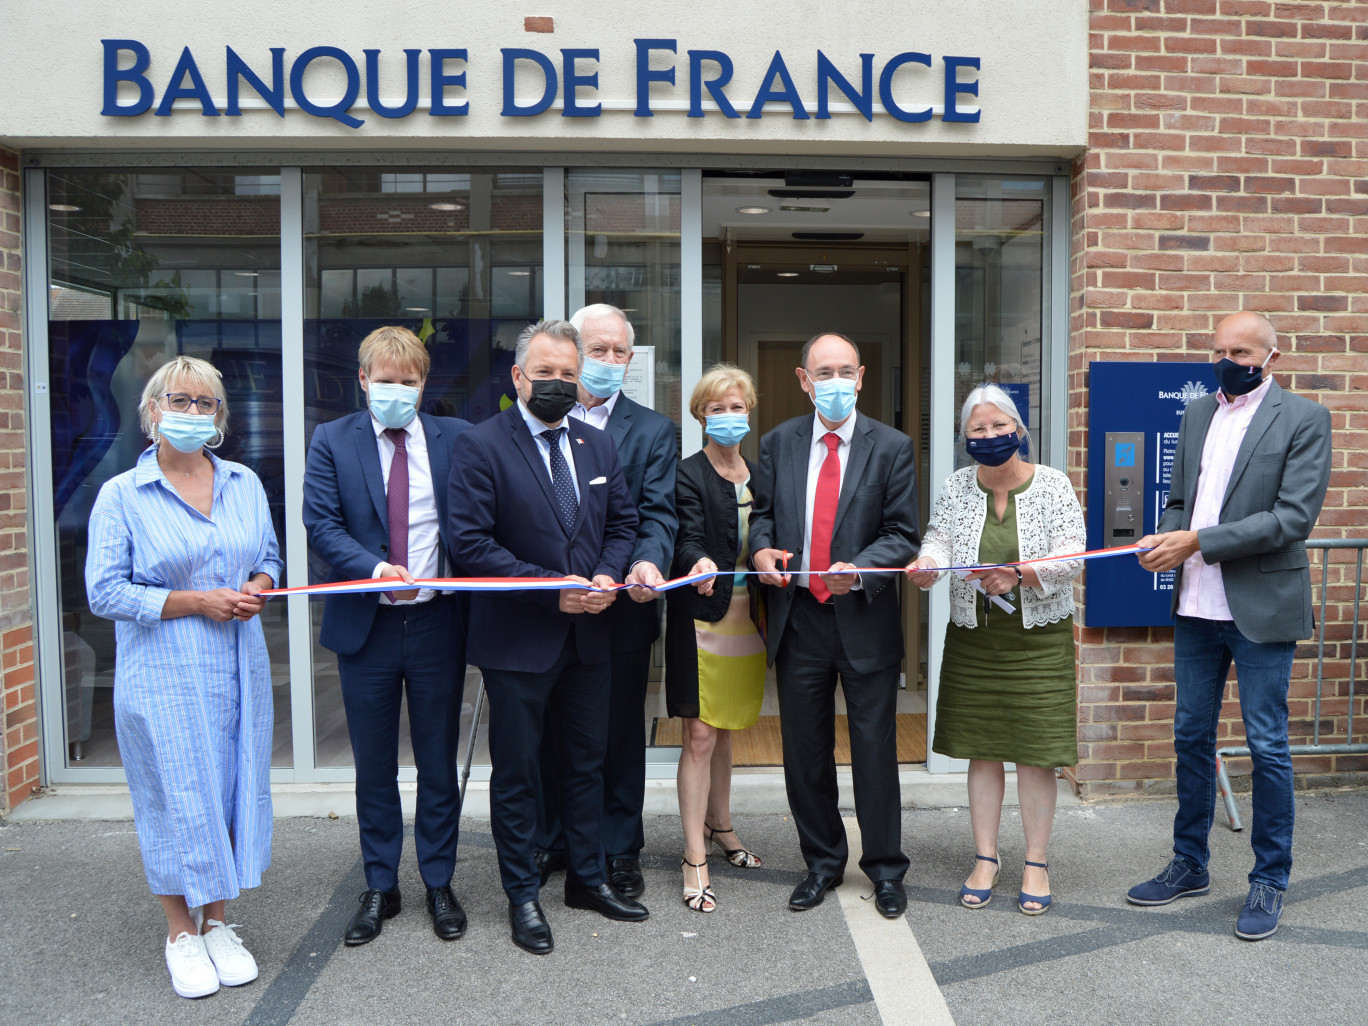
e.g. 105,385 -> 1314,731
589,476 -> 607,485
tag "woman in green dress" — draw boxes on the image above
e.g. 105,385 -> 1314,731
906,384 -> 1085,916
665,365 -> 766,913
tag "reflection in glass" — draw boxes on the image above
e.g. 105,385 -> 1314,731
302,167 -> 543,768
566,170 -> 682,435
954,176 -> 1049,468
46,169 -> 290,767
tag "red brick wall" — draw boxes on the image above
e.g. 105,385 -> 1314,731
1069,0 -> 1368,796
0,146 -> 36,812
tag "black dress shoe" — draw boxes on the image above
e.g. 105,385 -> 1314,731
535,850 -> 567,887
789,872 -> 843,911
608,858 -> 645,898
345,888 -> 401,946
426,885 -> 468,940
564,880 -> 650,922
509,900 -> 554,955
873,879 -> 907,919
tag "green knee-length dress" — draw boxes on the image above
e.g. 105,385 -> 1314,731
932,478 -> 1078,768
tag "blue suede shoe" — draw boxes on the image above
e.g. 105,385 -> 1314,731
1018,859 -> 1052,916
1125,856 -> 1211,906
959,854 -> 999,909
1235,883 -> 1285,941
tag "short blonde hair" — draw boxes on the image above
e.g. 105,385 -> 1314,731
139,356 -> 228,440
689,363 -> 757,424
358,325 -> 430,378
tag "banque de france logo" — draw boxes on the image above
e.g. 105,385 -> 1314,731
1158,380 -> 1209,406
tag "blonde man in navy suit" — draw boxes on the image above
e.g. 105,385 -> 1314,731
302,326 -> 471,947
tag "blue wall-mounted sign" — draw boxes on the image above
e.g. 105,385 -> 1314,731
99,39 -> 983,129
1084,360 -> 1212,629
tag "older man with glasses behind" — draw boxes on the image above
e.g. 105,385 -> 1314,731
533,304 -> 679,899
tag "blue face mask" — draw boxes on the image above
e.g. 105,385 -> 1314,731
367,380 -> 420,429
705,413 -> 750,447
578,355 -> 626,399
1213,348 -> 1275,398
807,375 -> 858,423
965,431 -> 1021,467
158,411 -> 220,453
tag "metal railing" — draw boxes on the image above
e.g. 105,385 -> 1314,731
1216,539 -> 1368,831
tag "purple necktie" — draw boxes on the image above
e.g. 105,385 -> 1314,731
385,428 -> 409,601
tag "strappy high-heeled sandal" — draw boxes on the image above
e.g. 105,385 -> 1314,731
960,853 -> 1000,909
681,857 -> 717,913
1018,860 -> 1052,915
705,822 -> 763,869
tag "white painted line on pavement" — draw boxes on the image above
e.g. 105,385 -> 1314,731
837,815 -> 956,1026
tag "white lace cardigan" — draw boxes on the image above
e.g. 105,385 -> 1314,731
917,464 -> 1086,630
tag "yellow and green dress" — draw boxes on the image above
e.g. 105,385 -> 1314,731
665,482 -> 766,729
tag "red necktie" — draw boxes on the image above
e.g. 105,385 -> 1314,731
384,428 -> 409,601
808,432 -> 841,603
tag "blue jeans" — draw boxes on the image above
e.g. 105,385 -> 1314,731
1172,616 -> 1296,890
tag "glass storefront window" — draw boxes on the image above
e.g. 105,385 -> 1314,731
566,170 -> 682,433
953,176 -> 1051,467
301,167 -> 542,768
45,169 -> 289,768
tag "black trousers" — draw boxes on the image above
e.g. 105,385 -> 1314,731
482,633 -> 612,904
775,587 -> 909,883
534,645 -> 651,861
337,599 -> 463,892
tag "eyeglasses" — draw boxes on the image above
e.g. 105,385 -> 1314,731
163,393 -> 222,415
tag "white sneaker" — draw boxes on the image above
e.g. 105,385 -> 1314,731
201,920 -> 259,986
165,931 -> 220,999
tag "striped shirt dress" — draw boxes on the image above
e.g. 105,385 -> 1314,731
85,446 -> 283,907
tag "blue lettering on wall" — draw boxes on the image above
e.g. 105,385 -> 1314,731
98,41 -> 985,130
226,47 -> 286,117
501,48 -> 558,117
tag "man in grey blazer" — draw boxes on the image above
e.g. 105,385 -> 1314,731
1126,311 -> 1332,941
750,332 -> 921,918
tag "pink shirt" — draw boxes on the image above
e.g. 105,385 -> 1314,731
1176,376 -> 1273,620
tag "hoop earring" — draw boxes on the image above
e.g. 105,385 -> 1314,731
206,427 -> 226,450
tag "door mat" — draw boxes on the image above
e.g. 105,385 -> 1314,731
651,713 -> 927,766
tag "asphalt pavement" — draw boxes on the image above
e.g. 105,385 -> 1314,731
1,787 -> 1365,1026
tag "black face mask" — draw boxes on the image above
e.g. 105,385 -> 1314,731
523,378 -> 579,423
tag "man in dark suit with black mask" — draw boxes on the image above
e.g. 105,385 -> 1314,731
749,331 -> 921,919
447,319 -> 645,955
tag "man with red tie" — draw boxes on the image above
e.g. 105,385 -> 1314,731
749,332 -> 921,918
302,326 -> 471,947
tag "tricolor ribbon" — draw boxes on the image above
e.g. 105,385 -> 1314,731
260,544 -> 1149,598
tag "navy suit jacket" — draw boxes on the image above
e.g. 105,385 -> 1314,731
448,404 -> 639,673
302,410 -> 471,657
598,394 -> 678,652
749,412 -> 921,675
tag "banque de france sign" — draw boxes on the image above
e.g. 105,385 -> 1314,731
100,39 -> 983,130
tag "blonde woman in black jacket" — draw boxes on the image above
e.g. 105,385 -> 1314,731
665,365 -> 766,913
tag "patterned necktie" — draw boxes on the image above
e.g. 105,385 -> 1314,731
540,427 -> 579,531
808,432 -> 842,603
384,428 -> 409,601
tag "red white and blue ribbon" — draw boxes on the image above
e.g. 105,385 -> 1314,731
260,544 -> 1148,598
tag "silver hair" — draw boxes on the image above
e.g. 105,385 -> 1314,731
960,383 -> 1030,457
139,356 -> 228,443
569,303 -> 635,349
515,319 -> 583,369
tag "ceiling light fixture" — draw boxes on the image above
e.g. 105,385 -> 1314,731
405,306 -> 430,312
776,272 -> 800,278
911,210 -> 931,218
429,201 -> 465,211
735,206 -> 772,215
779,199 -> 831,213
505,270 -> 531,277
233,271 -> 260,277
49,203 -> 81,212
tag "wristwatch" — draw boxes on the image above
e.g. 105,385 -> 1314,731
1012,565 -> 1023,583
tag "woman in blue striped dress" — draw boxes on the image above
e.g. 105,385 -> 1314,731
86,356 -> 282,999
